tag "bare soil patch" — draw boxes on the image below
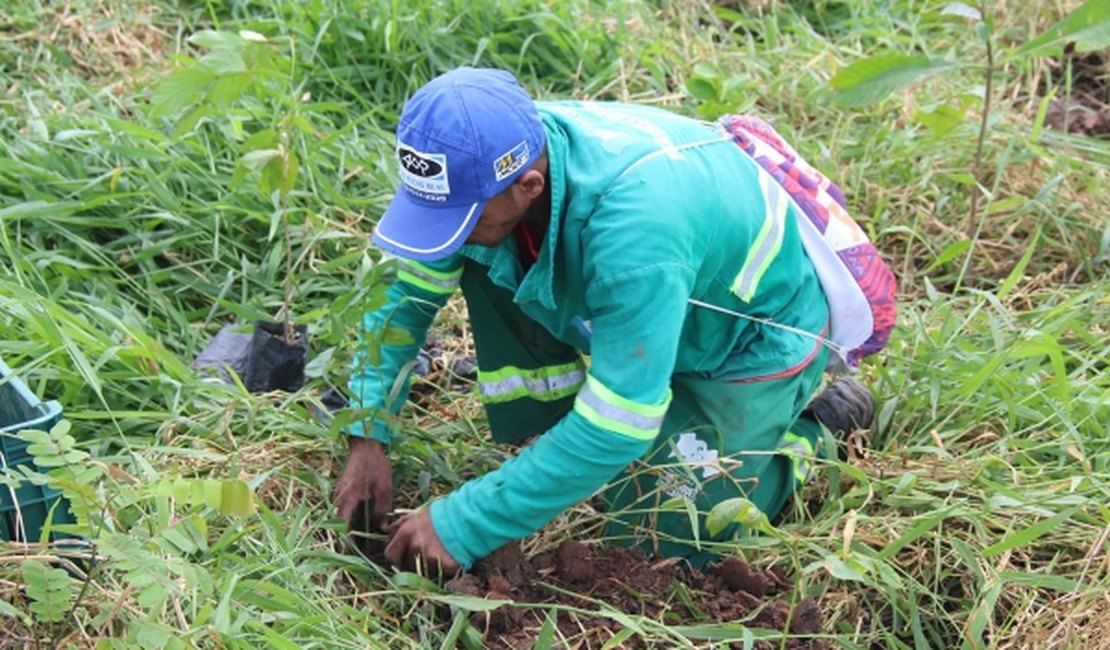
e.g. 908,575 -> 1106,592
1042,49 -> 1109,139
443,540 -> 829,649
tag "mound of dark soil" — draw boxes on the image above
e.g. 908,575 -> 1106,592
445,541 -> 828,649
1042,49 -> 1109,139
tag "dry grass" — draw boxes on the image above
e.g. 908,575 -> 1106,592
1,0 -> 167,82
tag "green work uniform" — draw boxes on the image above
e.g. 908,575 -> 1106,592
349,101 -> 831,569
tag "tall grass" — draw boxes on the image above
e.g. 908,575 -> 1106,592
0,0 -> 1107,647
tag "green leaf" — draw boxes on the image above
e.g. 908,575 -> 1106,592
150,68 -> 215,118
239,30 -> 268,43
205,73 -> 251,106
830,55 -> 963,107
1030,91 -> 1055,143
427,593 -> 511,612
198,479 -> 221,509
172,105 -> 214,138
242,129 -> 279,151
198,49 -> 248,74
188,30 -> 245,50
103,117 -> 168,142
281,150 -> 299,195
876,507 -> 955,560
705,497 -> 767,537
686,77 -> 719,102
22,560 -> 75,623
820,554 -> 870,582
241,149 -> 281,171
221,479 -> 255,517
1095,221 -> 1110,264
304,346 -> 335,379
254,624 -> 303,650
1013,0 -> 1110,57
531,609 -> 557,650
913,103 -> 966,136
940,2 -> 981,21
0,200 -> 79,221
382,326 -> 414,347
996,226 -> 1040,300
997,571 -> 1083,592
262,156 -> 285,195
0,598 -> 32,627
213,573 -> 240,634
924,239 -> 972,272
943,172 -> 979,186
132,621 -> 184,650
981,508 -> 1077,556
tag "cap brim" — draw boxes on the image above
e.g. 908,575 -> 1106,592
372,190 -> 483,262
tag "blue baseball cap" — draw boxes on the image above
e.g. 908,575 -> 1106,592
372,68 -> 546,261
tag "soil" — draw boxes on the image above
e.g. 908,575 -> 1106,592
1041,49 -> 1109,139
441,541 -> 829,649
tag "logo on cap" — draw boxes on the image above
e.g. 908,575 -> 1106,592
493,140 -> 530,182
398,143 -> 450,200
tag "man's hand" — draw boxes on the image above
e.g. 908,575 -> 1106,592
384,508 -> 460,576
333,437 -> 393,541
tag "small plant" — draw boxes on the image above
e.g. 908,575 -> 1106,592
828,0 -> 1110,284
151,29 -> 315,346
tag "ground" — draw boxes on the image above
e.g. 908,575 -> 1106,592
453,541 -> 826,648
1041,49 -> 1109,138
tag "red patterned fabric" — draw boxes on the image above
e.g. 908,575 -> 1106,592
719,115 -> 896,368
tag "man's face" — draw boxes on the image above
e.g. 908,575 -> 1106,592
465,191 -> 526,247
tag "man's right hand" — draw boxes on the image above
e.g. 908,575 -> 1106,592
333,437 -> 393,537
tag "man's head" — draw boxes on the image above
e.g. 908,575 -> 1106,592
372,67 -> 547,261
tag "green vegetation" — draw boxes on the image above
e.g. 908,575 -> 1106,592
1,0 -> 1107,647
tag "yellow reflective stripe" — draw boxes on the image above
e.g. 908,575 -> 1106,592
477,360 -> 586,404
573,374 -> 671,441
779,431 -> 815,483
731,173 -> 788,302
397,259 -> 462,295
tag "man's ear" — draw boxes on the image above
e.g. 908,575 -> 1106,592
514,169 -> 546,201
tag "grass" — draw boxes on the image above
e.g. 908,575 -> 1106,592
0,0 -> 1107,647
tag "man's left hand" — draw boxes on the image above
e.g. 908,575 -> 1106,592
384,508 -> 461,576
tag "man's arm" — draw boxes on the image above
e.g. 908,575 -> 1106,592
336,256 -> 462,531
426,262 -> 694,567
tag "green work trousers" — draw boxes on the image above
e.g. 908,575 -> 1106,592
460,259 -> 828,566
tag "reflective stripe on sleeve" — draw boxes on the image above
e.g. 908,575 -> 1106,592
397,258 -> 462,296
778,431 -> 816,483
731,173 -> 788,302
477,360 -> 586,404
573,374 -> 671,441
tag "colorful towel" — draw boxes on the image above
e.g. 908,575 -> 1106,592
719,114 -> 897,369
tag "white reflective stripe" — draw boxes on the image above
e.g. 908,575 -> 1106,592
778,435 -> 815,483
573,375 -> 669,440
732,173 -> 787,301
478,365 -> 585,403
397,258 -> 461,294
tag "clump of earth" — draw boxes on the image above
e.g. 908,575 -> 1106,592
444,540 -> 828,649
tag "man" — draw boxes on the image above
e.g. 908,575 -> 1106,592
335,67 -> 882,574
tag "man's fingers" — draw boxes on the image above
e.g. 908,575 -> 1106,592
383,522 -> 409,567
332,475 -> 363,519
335,494 -> 356,523
372,491 -> 391,530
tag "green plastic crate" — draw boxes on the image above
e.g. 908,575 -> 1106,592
0,358 -> 72,543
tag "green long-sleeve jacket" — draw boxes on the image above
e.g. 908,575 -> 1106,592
348,101 -> 829,568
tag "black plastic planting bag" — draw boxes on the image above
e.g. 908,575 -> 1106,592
193,321 -> 308,393
243,321 -> 308,392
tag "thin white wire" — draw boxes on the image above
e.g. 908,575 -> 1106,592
686,297 -> 849,363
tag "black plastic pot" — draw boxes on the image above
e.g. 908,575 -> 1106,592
193,321 -> 309,393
